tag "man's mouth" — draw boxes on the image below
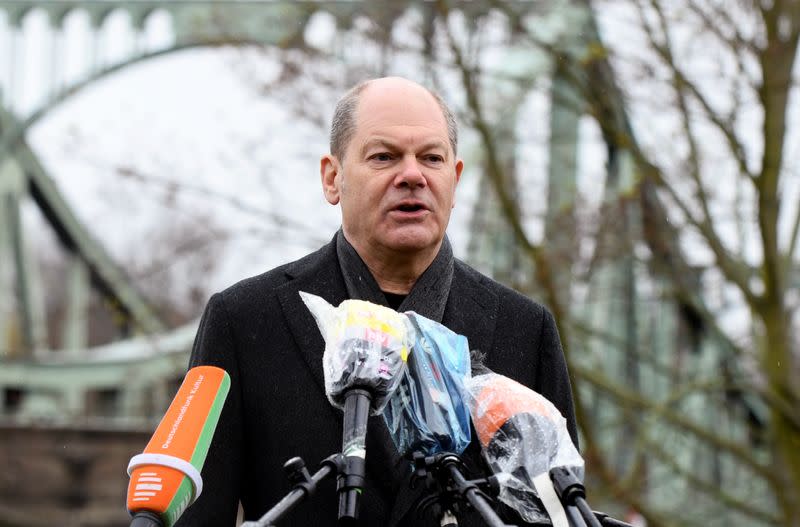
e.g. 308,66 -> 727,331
396,203 -> 425,212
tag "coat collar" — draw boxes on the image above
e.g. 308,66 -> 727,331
275,238 -> 500,525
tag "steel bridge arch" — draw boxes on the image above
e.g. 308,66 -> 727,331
0,1 -> 571,418
0,3 -> 333,428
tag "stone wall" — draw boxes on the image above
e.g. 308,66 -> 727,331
0,424 -> 150,527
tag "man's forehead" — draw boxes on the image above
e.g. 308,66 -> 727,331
354,99 -> 448,142
357,83 -> 446,125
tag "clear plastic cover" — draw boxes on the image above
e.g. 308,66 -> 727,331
381,312 -> 472,457
300,292 -> 411,414
465,373 -> 584,524
300,292 -> 472,456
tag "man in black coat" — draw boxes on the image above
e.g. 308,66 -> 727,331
177,77 -> 577,526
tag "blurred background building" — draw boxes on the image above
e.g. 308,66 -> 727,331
1,1 -> 798,526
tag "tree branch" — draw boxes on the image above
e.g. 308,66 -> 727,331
572,361 -> 775,484
787,196 -> 800,264
638,161 -> 761,309
639,434 -> 782,525
641,0 -> 756,182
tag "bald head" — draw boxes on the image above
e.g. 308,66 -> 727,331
329,77 -> 458,160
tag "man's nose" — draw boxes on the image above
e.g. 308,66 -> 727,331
395,155 -> 426,188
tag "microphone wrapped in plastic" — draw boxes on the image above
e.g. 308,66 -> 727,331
465,373 -> 584,525
301,292 -> 412,523
301,292 -> 410,413
381,312 -> 472,457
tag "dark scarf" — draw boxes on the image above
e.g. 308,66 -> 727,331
335,229 -> 454,323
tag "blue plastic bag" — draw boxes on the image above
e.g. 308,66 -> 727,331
381,312 -> 472,457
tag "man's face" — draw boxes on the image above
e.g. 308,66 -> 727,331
321,81 -> 463,261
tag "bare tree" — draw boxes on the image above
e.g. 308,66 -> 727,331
432,1 -> 799,525
245,2 -> 799,524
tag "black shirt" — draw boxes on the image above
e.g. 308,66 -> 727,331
383,291 -> 407,310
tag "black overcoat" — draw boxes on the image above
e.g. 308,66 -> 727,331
176,238 -> 577,526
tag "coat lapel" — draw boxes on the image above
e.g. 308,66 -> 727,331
442,262 -> 499,358
276,240 -> 347,400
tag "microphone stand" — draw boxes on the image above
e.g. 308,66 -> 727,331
241,384 -> 376,527
240,455 -> 635,527
412,452 -> 512,527
592,512 -> 636,527
241,454 -> 345,527
550,467 -> 630,527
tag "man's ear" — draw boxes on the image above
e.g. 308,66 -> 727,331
320,154 -> 341,205
452,158 -> 464,208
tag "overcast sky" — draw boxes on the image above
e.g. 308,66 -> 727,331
3,3 -> 797,340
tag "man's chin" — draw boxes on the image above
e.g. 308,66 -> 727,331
381,230 -> 441,255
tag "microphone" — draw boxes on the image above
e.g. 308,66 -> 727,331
466,372 -> 583,526
126,365 -> 231,527
381,311 -> 472,458
301,293 -> 410,524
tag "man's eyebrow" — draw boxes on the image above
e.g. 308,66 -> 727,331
360,138 -> 449,155
360,138 -> 397,155
418,140 -> 449,152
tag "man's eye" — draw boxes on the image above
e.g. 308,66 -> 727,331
370,153 -> 393,162
425,155 -> 444,163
